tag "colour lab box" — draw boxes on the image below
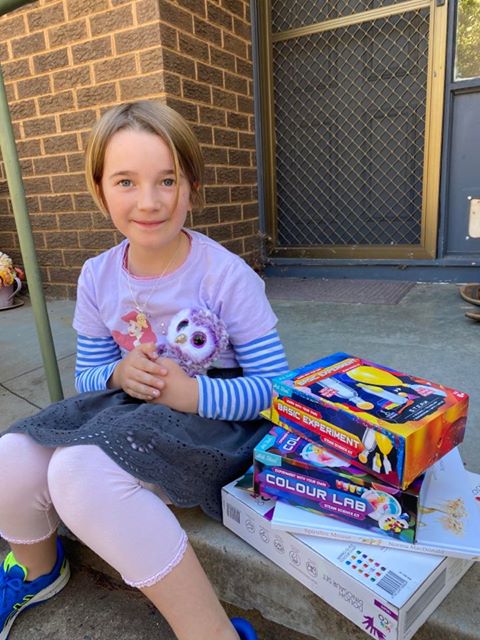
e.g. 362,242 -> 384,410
253,426 -> 424,543
271,448 -> 480,561
222,476 -> 473,640
269,353 -> 468,488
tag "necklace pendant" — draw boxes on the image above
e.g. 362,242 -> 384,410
136,311 -> 148,327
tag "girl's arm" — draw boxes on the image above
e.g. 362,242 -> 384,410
75,335 -> 122,392
196,329 -> 289,421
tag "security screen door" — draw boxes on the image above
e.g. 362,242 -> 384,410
259,1 -> 448,259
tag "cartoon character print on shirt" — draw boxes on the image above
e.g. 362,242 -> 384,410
112,310 -> 158,351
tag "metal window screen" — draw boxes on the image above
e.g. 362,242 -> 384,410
272,8 -> 429,247
272,0 -> 408,32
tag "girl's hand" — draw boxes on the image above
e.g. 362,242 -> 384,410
108,343 -> 167,400
149,357 -> 199,413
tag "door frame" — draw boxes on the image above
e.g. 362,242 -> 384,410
253,0 -> 449,260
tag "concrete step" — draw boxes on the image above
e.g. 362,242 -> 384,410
2,507 -> 477,640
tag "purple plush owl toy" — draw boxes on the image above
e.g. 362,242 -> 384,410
158,308 -> 230,376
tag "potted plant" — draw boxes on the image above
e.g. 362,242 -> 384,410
0,251 -> 24,309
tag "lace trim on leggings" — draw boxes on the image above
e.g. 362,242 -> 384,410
0,518 -> 61,545
123,530 -> 188,588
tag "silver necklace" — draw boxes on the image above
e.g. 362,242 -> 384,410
125,239 -> 180,331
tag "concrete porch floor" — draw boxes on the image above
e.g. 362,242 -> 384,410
0,279 -> 478,640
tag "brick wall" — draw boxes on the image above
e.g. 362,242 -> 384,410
0,0 -> 260,298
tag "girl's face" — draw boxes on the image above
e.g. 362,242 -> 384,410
100,128 -> 191,260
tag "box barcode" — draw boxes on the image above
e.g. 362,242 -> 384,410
377,570 -> 408,596
226,502 -> 241,524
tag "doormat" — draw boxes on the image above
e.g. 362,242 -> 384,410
265,278 -> 416,305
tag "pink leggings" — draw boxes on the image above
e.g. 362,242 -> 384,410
0,433 -> 187,588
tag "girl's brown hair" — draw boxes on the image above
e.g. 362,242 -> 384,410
85,100 -> 205,216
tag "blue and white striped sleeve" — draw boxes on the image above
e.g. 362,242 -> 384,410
75,335 -> 122,393
197,329 -> 289,421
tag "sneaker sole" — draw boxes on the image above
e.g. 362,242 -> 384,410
0,560 -> 71,640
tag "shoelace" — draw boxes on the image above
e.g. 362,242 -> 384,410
0,572 -> 24,607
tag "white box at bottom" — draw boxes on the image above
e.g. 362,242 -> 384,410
222,480 -> 472,640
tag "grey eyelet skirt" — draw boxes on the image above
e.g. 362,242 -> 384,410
6,369 -> 271,521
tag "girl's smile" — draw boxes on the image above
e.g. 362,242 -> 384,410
100,128 -> 192,275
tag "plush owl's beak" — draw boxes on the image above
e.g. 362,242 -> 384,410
175,333 -> 187,344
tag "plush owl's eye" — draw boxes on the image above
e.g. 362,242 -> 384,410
191,331 -> 207,348
176,319 -> 189,332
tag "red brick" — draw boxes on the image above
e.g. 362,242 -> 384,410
191,124 -> 213,144
0,14 -> 25,42
44,231 -> 79,249
67,153 -> 86,172
74,193 -> 97,211
10,99 -> 37,121
135,0 -> 161,24
199,105 -> 226,126
16,139 -> 42,158
158,23 -> 178,50
178,33 -> 209,63
16,76 -> 51,100
53,66 -> 92,92
197,62 -> 223,86
114,24 -> 161,55
40,194 -> 74,212
38,91 -> 75,115
58,212 -> 94,230
72,37 -> 112,64
48,19 -> 88,47
23,176 -> 52,195
51,174 -> 86,193
89,5 -> 134,37
233,16 -> 251,40
27,3 -> 65,32
182,79 -> 211,104
211,87 -> 236,109
79,230 -> 118,248
162,49 -> 195,77
221,0 -> 245,18
165,97 -> 198,122
33,48 -> 69,74
194,16 -> 221,45
210,46 -> 235,72
77,83 -> 117,108
11,32 -> 45,58
1,59 -> 31,81
94,56 -> 137,83
23,116 -> 57,137
43,133 -> 79,154
119,74 -> 164,100
59,110 -> 97,132
216,167 -> 240,183
33,155 -> 68,175
207,4 -> 233,30
177,0 -> 206,17
30,214 -> 58,230
66,0 -> 109,20
158,2 -> 193,32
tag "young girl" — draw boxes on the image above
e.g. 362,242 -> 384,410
0,101 -> 289,640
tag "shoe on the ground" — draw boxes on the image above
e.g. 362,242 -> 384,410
459,284 -> 480,306
0,537 -> 70,640
231,617 -> 258,640
465,310 -> 480,321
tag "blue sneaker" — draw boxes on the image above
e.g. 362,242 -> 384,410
231,617 -> 258,640
0,538 -> 70,640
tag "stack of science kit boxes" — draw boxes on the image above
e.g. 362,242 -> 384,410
254,352 -> 469,545
222,353 -> 478,640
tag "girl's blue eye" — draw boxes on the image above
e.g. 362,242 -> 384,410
163,178 -> 175,187
119,179 -> 132,187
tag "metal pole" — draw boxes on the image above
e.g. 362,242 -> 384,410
0,64 -> 64,401
0,0 -> 37,17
